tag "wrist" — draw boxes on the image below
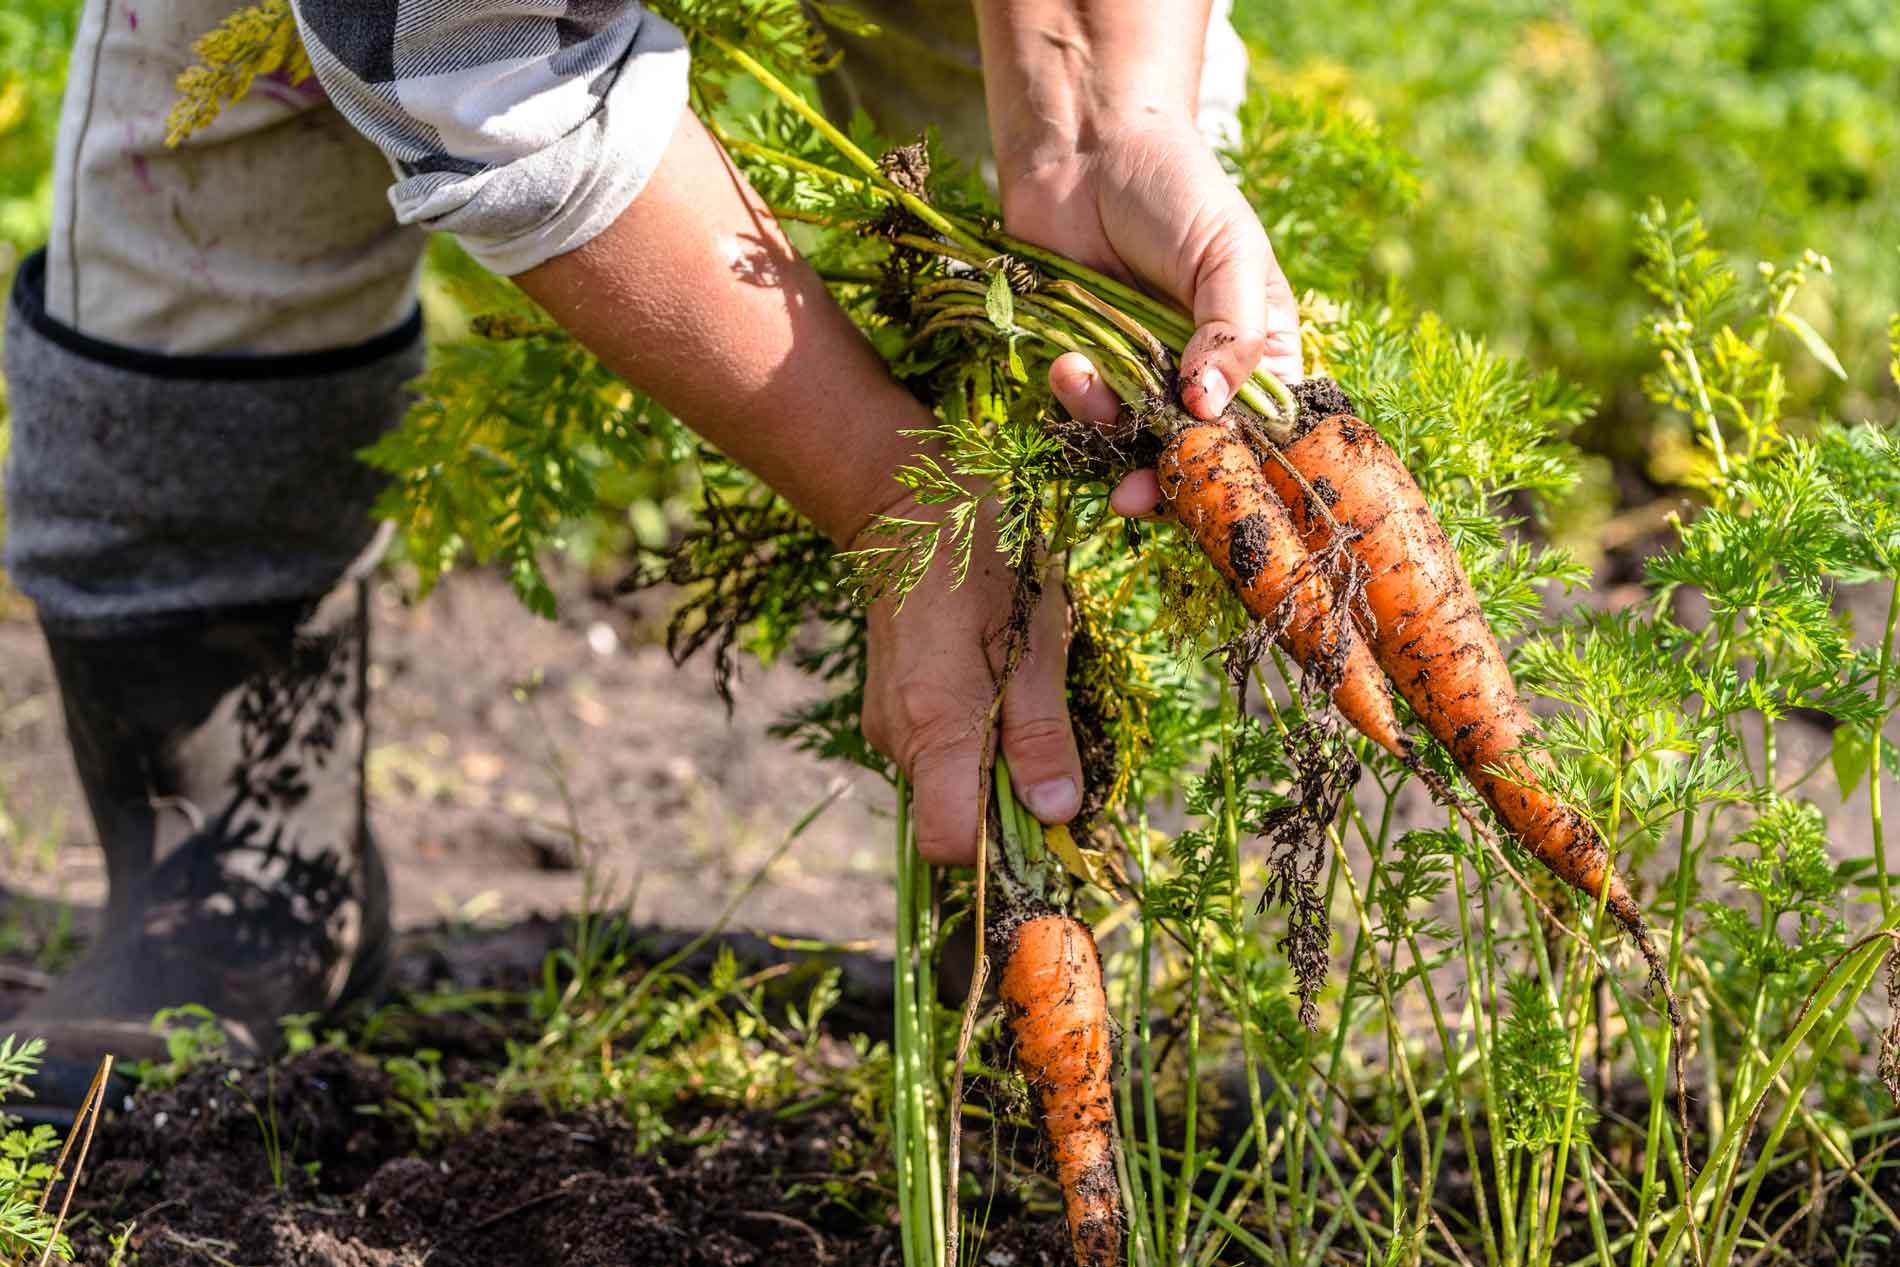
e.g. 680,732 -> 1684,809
837,441 -> 971,555
811,404 -> 943,551
789,333 -> 979,549
978,2 -> 1207,184
992,89 -> 1195,188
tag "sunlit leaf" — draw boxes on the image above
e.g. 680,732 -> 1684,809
1778,311 -> 1848,381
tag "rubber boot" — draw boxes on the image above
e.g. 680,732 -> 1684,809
8,580 -> 390,1126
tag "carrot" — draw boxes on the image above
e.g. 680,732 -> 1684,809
1158,417 -> 1411,758
996,911 -> 1121,1267
1257,407 -> 1647,941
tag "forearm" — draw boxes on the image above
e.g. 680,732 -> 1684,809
974,0 -> 1214,176
514,111 -> 921,547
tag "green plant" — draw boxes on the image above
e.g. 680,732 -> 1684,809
890,779 -> 946,1267
55,1 -> 1900,1262
370,780 -> 879,1157
0,1036 -> 70,1263
103,1221 -> 135,1267
124,1004 -> 232,1092
0,0 -> 71,265
1233,0 -> 1900,481
230,1064 -> 293,1192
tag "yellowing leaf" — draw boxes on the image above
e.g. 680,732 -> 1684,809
810,2 -> 882,38
0,78 -> 28,137
1044,824 -> 1115,892
165,0 -> 312,148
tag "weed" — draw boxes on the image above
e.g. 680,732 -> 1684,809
124,1004 -> 231,1093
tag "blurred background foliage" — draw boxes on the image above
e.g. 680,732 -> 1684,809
0,0 -> 78,555
0,0 -> 1896,554
1233,0 -> 1900,479
0,2 -> 68,263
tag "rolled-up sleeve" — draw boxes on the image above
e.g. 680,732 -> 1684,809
290,0 -> 690,275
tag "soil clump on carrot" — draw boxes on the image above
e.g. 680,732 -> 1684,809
1157,415 -> 1409,758
1291,376 -> 1354,422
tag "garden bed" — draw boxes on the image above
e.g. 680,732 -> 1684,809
60,1049 -> 1073,1267
37,920 -> 1063,1267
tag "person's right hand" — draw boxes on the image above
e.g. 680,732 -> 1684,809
1005,122 -> 1302,522
1045,350 -> 1178,520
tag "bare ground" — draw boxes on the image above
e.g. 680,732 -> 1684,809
0,561 -> 898,962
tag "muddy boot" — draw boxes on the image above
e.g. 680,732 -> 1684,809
9,581 -> 391,1126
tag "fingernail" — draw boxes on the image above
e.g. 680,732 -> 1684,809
1197,366 -> 1230,415
1023,777 -> 1079,821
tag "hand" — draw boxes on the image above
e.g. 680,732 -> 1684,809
508,97 -> 1085,865
1001,115 -> 1302,518
859,495 -> 1083,865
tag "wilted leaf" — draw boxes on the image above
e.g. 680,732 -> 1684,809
810,2 -> 881,37
1006,337 -> 1027,385
1044,824 -> 1115,892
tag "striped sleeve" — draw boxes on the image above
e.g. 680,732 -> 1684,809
289,0 -> 691,276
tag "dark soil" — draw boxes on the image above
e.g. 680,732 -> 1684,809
47,922 -> 1069,1267
1290,376 -> 1355,424
61,1046 -> 1070,1267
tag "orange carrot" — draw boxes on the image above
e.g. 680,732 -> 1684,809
997,912 -> 1120,1267
1259,408 -> 1646,939
1158,417 -> 1411,758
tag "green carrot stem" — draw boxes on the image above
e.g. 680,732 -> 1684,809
898,315 -> 997,355
961,229 -> 1296,417
769,206 -> 850,228
1873,575 -> 1899,917
1007,292 -> 1167,396
703,33 -> 983,254
1046,280 -> 1175,367
912,277 -> 1146,374
976,227 -> 1190,337
713,125 -> 868,193
917,298 -> 1155,401
889,233 -> 992,272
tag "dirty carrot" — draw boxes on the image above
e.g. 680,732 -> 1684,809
1158,415 -> 1411,758
1258,400 -> 1650,947
995,910 -> 1121,1267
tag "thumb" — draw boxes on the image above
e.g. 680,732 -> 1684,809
1178,212 -> 1299,421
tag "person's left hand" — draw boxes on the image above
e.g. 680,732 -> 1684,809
999,114 -> 1302,518
859,490 -> 1082,866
